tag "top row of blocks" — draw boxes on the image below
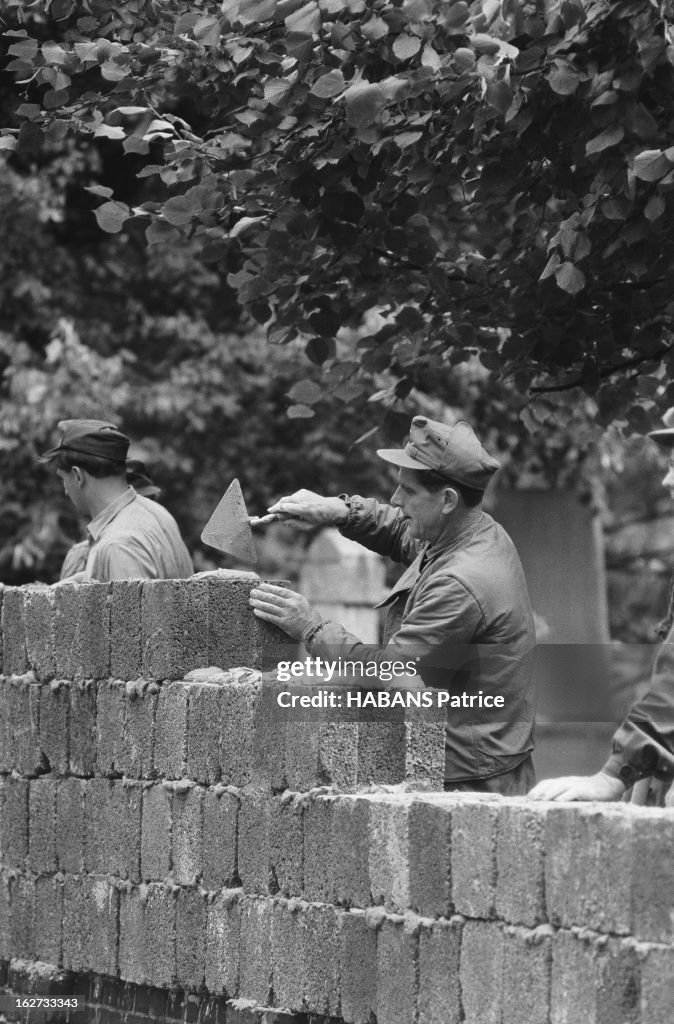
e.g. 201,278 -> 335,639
0,575 -> 290,682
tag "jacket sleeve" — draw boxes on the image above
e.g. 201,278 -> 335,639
304,572 -> 483,679
339,495 -> 421,566
603,638 -> 674,784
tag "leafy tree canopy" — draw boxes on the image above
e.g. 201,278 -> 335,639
3,0 -> 674,441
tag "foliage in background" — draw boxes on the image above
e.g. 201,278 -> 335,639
3,0 -> 674,434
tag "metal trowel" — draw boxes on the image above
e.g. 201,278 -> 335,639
200,479 -> 281,564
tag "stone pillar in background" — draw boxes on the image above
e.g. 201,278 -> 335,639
493,489 -> 615,779
299,529 -> 387,643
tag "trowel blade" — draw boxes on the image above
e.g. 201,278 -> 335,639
200,478 -> 257,564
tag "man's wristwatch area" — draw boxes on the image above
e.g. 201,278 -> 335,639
337,493 -> 363,528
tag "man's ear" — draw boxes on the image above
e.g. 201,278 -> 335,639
71,466 -> 86,487
441,487 -> 459,514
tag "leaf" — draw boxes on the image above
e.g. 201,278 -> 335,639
306,336 -> 336,363
146,220 -> 182,246
548,60 -> 579,95
8,39 -> 39,60
361,16 -> 389,42
555,262 -> 586,295
287,380 -> 322,404
162,195 -> 197,227
230,215 -> 268,237
94,125 -> 126,140
343,81 -> 387,127
0,136 -> 17,151
193,16 -> 222,46
585,126 -> 624,155
310,69 -> 346,98
287,404 -> 315,418
632,149 -> 670,181
94,201 -> 130,234
84,185 -> 114,199
285,1 -> 321,35
392,34 -> 422,61
393,131 -> 423,149
264,78 -> 294,104
237,0 -> 278,23
42,42 -> 67,65
644,195 -> 665,221
485,81 -> 513,114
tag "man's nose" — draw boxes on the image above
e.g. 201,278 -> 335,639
390,486 -> 403,507
664,470 -> 674,489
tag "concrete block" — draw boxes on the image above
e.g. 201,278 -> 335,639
141,783 -> 172,881
302,903 -> 340,1017
171,784 -> 204,885
217,674 -> 257,787
1,774 -> 29,868
175,888 -> 207,991
332,795 -> 372,908
284,717 -> 359,792
369,795 -> 413,913
207,576 -> 287,672
338,909 -> 377,1024
545,804 -> 633,934
187,682 -> 222,784
0,871 -> 10,961
408,796 -> 452,917
250,675 -> 287,792
118,886 -> 146,984
550,930 -> 640,1024
154,682 -> 188,779
202,788 -> 238,890
96,680 -> 127,776
9,873 -> 35,958
144,884 -> 177,988
124,683 -> 157,779
496,802 -> 547,926
110,579 -> 143,679
459,919 -> 505,1024
86,876 -> 119,976
33,875 -> 64,965
56,776 -> 86,873
8,677 -> 45,776
357,713 -> 406,786
85,778 -> 142,881
0,678 -> 10,771
1,587 -> 28,676
302,794 -> 334,903
205,889 -> 241,995
629,808 -> 674,942
501,925 -> 551,1024
417,918 -> 462,1024
404,699 -> 446,789
237,788 -> 272,895
69,680 -> 97,776
270,898 -> 306,1011
38,680 -> 70,775
28,776 -> 58,873
451,799 -> 499,918
141,578 -> 208,680
269,794 -> 303,898
376,915 -> 418,1024
639,943 -> 674,1024
53,582 -> 111,679
238,897 -> 272,1005
23,587 -> 56,681
62,874 -> 91,972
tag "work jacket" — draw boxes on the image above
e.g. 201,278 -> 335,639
604,627 -> 674,785
303,496 -> 537,783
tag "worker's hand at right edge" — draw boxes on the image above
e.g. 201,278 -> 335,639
267,490 -> 349,527
528,771 -> 626,802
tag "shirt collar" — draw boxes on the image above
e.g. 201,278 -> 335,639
87,486 -> 137,543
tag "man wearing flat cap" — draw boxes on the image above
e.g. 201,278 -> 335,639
531,421 -> 674,804
42,420 -> 193,583
250,415 -> 537,794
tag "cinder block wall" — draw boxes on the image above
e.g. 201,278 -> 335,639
1,580 -> 673,1024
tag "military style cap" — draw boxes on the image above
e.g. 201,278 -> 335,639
377,416 -> 500,490
41,419 -> 130,463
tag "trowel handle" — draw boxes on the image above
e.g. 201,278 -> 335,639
248,513 -> 283,526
